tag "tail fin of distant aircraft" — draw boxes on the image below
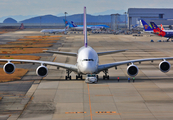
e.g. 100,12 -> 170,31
150,22 -> 166,37
63,19 -> 73,28
150,22 -> 161,31
65,25 -> 69,30
71,21 -> 78,27
84,7 -> 87,47
19,23 -> 24,30
141,20 -> 153,32
161,24 -> 165,30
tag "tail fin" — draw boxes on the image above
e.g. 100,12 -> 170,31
65,25 -> 69,30
71,21 -> 78,27
63,19 -> 73,28
19,23 -> 24,30
161,24 -> 165,30
141,20 -> 153,31
150,22 -> 161,30
84,7 -> 87,47
150,22 -> 166,37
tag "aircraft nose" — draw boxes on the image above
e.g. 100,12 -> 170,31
82,62 -> 97,73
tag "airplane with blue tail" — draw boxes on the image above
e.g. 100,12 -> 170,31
64,19 -> 109,31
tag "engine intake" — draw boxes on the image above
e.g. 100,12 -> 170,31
3,62 -> 15,74
36,65 -> 48,77
159,61 -> 171,73
127,64 -> 138,77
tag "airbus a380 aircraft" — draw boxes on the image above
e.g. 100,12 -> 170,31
1,7 -> 173,83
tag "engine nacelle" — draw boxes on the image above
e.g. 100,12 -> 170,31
36,65 -> 48,77
127,64 -> 138,77
3,62 -> 15,74
159,61 -> 171,73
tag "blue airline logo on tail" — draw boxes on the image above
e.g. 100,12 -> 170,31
63,19 -> 73,28
141,20 -> 153,31
71,21 -> 78,27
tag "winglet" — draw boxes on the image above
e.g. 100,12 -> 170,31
84,7 -> 87,47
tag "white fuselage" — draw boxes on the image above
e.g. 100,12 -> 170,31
77,46 -> 99,74
40,29 -> 66,34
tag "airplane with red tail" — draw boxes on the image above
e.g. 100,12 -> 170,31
150,22 -> 173,41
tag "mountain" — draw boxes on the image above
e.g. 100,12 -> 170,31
0,15 -> 36,23
20,14 -> 127,24
3,18 -> 17,23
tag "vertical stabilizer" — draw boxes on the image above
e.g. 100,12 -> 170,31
84,7 -> 87,47
150,22 -> 166,37
19,23 -> 24,30
161,24 -> 165,30
141,20 -> 153,32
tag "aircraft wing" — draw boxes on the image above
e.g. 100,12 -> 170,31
97,49 -> 127,56
0,59 -> 78,72
98,57 -> 173,72
43,50 -> 77,57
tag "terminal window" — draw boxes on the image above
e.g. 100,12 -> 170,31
159,14 -> 163,18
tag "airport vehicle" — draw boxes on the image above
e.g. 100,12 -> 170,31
64,19 -> 109,31
0,7 -> 173,84
150,22 -> 173,41
40,25 -> 69,34
85,74 -> 98,83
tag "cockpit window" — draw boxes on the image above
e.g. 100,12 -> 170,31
82,59 -> 94,61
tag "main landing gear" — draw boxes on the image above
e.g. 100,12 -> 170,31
76,74 -> 83,80
65,70 -> 83,80
65,70 -> 72,80
103,69 -> 109,79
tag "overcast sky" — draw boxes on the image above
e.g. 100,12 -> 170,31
0,0 -> 173,17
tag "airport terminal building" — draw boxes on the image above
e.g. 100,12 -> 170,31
128,8 -> 173,29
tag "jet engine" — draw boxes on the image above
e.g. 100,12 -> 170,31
127,64 -> 138,77
3,62 -> 15,74
159,61 -> 171,73
36,65 -> 48,77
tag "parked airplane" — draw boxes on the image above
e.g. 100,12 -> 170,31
40,25 -> 69,34
0,7 -> 173,83
64,19 -> 109,31
71,21 -> 109,30
150,22 -> 173,41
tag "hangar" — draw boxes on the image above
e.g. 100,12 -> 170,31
128,8 -> 173,29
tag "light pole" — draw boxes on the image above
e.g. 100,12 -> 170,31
124,12 -> 127,29
64,12 -> 68,27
